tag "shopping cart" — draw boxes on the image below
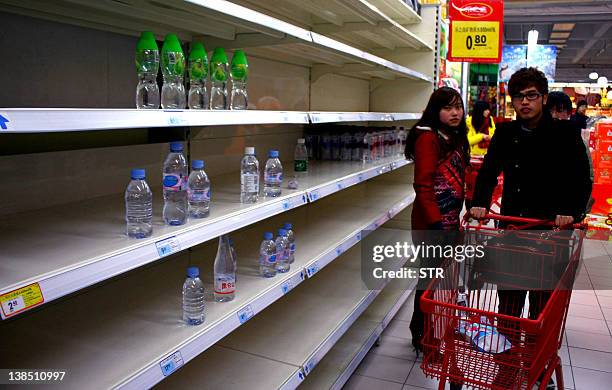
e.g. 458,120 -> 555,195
419,213 -> 585,390
465,156 -> 504,212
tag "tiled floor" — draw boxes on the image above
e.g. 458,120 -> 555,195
344,239 -> 612,390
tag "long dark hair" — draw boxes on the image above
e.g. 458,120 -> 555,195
471,100 -> 491,133
405,87 -> 469,161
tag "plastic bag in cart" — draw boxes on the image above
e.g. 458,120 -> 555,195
458,315 -> 512,354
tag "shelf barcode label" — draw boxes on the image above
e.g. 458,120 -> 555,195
155,237 -> 181,258
0,113 -> 10,130
282,201 -> 290,210
309,190 -> 319,202
306,262 -> 319,278
358,174 -> 364,182
0,283 -> 44,318
159,351 -> 184,376
281,282 -> 291,294
237,305 -> 254,324
336,182 -> 343,190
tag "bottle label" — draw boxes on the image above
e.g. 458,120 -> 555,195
231,63 -> 248,82
261,253 -> 277,265
162,51 -> 185,76
241,174 -> 259,193
214,275 -> 236,295
265,173 -> 283,184
189,189 -> 210,202
163,174 -> 185,191
294,160 -> 308,172
211,65 -> 227,82
189,59 -> 207,81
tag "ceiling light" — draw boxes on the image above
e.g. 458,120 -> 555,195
553,23 -> 575,32
528,29 -> 539,53
590,72 -> 599,80
598,76 -> 608,85
550,32 -> 571,39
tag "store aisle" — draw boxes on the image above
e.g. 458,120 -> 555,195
344,239 -> 612,390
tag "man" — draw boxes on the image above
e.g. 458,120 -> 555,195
571,100 -> 589,130
546,91 -> 573,121
469,67 -> 592,388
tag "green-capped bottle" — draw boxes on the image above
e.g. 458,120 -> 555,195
188,42 -> 209,110
209,47 -> 229,110
161,34 -> 186,109
230,50 -> 249,110
135,31 -> 160,109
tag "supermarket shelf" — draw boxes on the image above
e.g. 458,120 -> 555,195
368,0 -> 421,24
309,111 -> 421,123
393,112 -> 422,121
0,157 -> 409,320
0,181 -> 415,389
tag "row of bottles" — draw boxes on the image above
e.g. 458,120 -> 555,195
258,223 -> 296,278
135,32 -> 249,110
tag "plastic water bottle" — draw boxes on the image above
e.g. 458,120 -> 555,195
283,223 -> 295,264
230,50 -> 249,110
214,235 -> 236,302
341,132 -> 352,161
135,31 -> 160,109
209,47 -> 229,110
163,141 -> 188,226
275,229 -> 290,273
240,147 -> 260,203
321,134 -> 331,160
188,159 -> 211,218
182,266 -> 205,325
294,138 -> 308,174
331,134 -> 341,160
125,168 -> 153,238
264,150 -> 283,197
160,34 -> 186,109
188,42 -> 208,110
259,232 -> 277,278
352,133 -> 363,161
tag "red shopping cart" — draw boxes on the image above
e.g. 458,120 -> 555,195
465,156 -> 504,211
419,214 -> 585,390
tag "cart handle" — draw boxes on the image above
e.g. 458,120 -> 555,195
464,212 -> 586,230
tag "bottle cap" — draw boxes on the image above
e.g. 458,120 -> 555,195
297,138 -> 305,144
192,159 -> 204,169
278,229 -> 287,237
264,232 -> 273,240
189,42 -> 207,61
131,168 -> 146,179
170,141 -> 184,152
269,150 -> 279,158
187,266 -> 200,278
211,47 -> 229,64
283,223 -> 292,230
136,31 -> 158,51
230,49 -> 249,81
245,146 -> 255,155
162,34 -> 183,53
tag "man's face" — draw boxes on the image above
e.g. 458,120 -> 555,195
550,108 -> 570,120
578,105 -> 587,115
511,86 -> 547,122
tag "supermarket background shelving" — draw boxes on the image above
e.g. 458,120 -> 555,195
0,0 -> 438,388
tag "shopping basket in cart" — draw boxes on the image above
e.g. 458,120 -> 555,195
465,156 -> 504,212
419,214 -> 585,390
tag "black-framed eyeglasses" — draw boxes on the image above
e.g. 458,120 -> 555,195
511,92 -> 543,101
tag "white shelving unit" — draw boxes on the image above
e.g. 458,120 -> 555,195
0,181 -> 415,389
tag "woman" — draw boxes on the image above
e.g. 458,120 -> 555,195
466,100 -> 495,156
405,87 -> 469,360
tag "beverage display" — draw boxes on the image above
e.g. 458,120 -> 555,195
163,141 -> 188,226
160,34 -> 186,109
209,47 -> 229,110
135,31 -> 160,109
125,168 -> 153,238
230,49 -> 249,110
188,42 -> 209,110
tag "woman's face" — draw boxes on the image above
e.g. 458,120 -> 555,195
439,101 -> 464,127
483,109 -> 491,118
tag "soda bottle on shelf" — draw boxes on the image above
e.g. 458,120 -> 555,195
187,42 -> 208,110
209,47 -> 229,110
230,49 -> 249,110
125,168 -> 153,238
294,138 -> 308,174
182,266 -> 205,325
264,150 -> 283,198
214,235 -> 236,302
135,31 -> 160,109
163,141 -> 188,226
160,34 -> 186,109
275,229 -> 290,273
259,232 -> 277,278
187,159 -> 211,218
240,147 -> 260,203
283,223 -> 296,264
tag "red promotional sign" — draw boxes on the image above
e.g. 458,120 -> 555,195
448,0 -> 504,63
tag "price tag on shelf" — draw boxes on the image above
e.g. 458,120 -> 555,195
282,200 -> 291,210
0,283 -> 44,318
159,351 -> 184,376
306,262 -> 319,278
0,112 -> 11,130
304,360 -> 316,375
155,236 -> 181,258
309,190 -> 320,202
281,281 -> 293,295
237,304 -> 255,324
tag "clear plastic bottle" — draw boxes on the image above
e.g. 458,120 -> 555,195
264,150 -> 283,198
399,127 -> 407,157
240,146 -> 260,203
283,223 -> 296,264
182,266 -> 205,325
352,133 -> 363,161
230,49 -> 249,110
187,42 -> 208,110
363,132 -> 372,163
163,141 -> 188,226
259,232 -> 277,278
275,229 -> 290,273
209,47 -> 229,110
135,31 -> 160,109
214,235 -> 236,302
125,168 -> 153,238
341,132 -> 352,161
160,34 -> 186,109
331,134 -> 341,161
188,159 -> 211,218
294,138 -> 308,174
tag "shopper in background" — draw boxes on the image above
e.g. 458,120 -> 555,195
466,100 -> 496,156
571,100 -> 589,130
546,91 -> 573,121
404,87 -> 469,388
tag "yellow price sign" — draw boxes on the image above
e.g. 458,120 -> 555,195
0,283 -> 44,318
450,21 -> 500,60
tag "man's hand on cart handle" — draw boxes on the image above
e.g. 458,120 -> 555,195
470,207 -> 487,219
